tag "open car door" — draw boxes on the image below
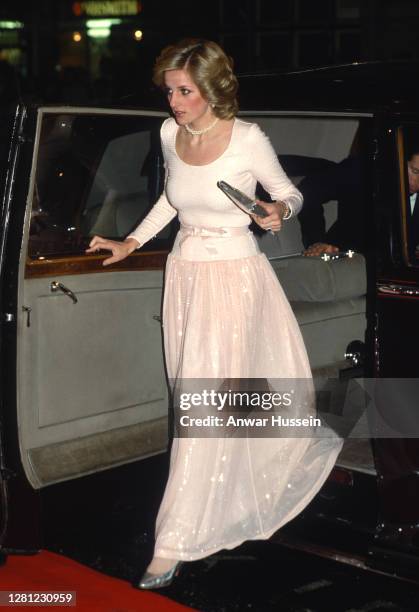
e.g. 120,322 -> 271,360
0,105 -> 173,551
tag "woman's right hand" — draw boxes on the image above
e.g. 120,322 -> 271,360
85,236 -> 139,267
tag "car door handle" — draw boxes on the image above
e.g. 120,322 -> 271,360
50,281 -> 78,304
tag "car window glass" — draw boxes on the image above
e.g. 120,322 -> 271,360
28,112 -> 173,259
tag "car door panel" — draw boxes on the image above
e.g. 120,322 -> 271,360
18,269 -> 168,487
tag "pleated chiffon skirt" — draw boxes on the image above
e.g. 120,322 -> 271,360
153,229 -> 343,561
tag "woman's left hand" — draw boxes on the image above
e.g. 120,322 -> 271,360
251,200 -> 289,233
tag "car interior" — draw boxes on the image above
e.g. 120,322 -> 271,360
19,110 -> 374,491
245,115 -> 372,475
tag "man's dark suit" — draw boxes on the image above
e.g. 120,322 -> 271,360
297,156 -> 367,252
409,194 -> 419,258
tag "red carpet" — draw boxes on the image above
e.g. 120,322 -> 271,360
0,550 -> 196,611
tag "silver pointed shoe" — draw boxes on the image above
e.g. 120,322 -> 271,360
136,561 -> 183,589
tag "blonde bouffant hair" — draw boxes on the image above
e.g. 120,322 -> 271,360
153,38 -> 239,120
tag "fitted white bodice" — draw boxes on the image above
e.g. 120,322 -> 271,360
127,117 -> 303,249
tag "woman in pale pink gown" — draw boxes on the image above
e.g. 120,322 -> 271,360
87,38 -> 343,589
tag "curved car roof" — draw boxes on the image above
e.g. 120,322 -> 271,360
237,60 -> 419,114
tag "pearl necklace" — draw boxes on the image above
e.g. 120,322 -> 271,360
185,117 -> 219,135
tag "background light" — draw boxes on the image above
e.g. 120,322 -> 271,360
86,18 -> 121,39
0,21 -> 24,30
72,31 -> 82,42
86,19 -> 121,28
87,27 -> 110,38
134,30 -> 143,41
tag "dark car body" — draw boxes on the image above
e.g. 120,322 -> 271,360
1,61 -> 419,582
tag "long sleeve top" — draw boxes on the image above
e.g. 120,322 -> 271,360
127,117 -> 303,248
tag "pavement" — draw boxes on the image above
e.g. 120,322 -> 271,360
41,452 -> 419,611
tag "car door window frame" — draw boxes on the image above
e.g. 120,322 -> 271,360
23,107 -> 172,279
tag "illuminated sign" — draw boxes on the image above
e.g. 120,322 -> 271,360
72,1 -> 141,17
0,21 -> 24,29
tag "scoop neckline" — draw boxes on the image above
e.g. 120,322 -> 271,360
173,118 -> 237,167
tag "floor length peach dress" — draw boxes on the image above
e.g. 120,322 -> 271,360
128,117 -> 343,561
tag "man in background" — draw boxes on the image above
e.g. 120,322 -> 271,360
297,155 -> 367,256
404,130 -> 419,258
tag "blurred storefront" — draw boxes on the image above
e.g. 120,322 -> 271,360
52,1 -> 150,103
58,2 -> 144,77
0,1 -> 158,104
